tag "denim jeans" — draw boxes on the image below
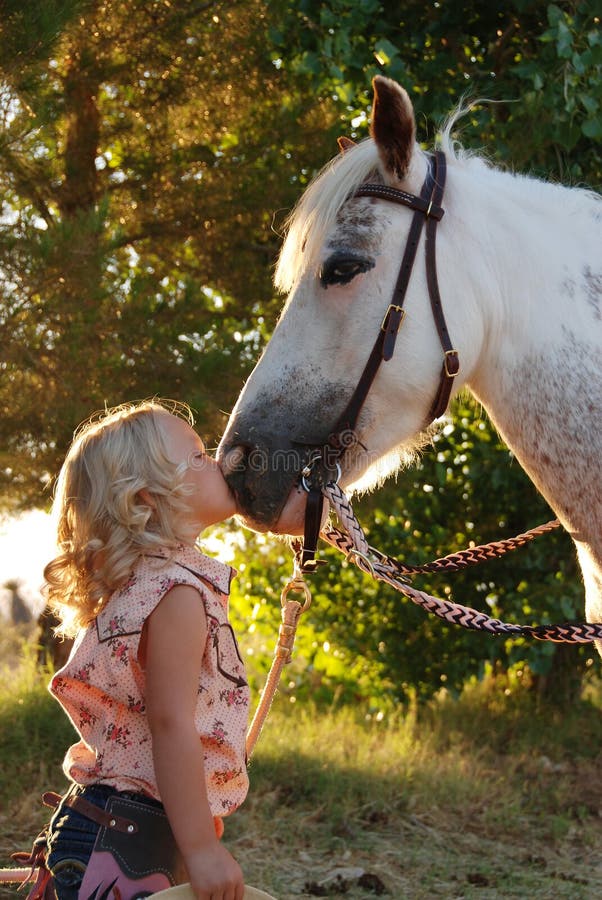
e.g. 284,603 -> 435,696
45,784 -> 164,900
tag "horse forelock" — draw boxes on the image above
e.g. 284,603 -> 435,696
273,124 -> 498,297
274,138 -> 384,294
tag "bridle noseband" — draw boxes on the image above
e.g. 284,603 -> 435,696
300,150 -> 459,570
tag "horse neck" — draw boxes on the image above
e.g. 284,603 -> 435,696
455,164 -> 602,550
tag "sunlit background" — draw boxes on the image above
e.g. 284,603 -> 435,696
0,511 -> 56,620
0,511 -> 239,624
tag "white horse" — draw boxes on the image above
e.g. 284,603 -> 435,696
218,76 -> 602,631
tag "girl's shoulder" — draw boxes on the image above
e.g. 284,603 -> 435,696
96,545 -> 235,641
155,543 -> 235,597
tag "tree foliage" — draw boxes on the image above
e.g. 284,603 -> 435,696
268,0 -> 601,185
0,0 -> 337,507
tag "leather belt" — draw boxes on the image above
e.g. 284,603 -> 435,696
43,790 -> 139,834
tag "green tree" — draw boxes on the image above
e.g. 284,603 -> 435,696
267,0 -> 601,185
0,0 -> 338,508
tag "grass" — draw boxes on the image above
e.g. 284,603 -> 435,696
2,638 -> 602,898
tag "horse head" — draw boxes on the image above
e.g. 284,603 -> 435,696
218,76 -> 485,531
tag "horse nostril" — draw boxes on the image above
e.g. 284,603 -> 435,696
220,444 -> 248,478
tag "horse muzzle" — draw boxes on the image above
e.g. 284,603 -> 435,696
218,422 -> 346,530
217,429 -> 310,528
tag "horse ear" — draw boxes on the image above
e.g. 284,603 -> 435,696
370,75 -> 416,181
337,136 -> 356,155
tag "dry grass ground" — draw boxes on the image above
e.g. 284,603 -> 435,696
2,640 -> 602,899
225,699 -> 602,899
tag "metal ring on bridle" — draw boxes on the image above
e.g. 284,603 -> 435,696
345,548 -> 376,577
301,457 -> 341,492
300,452 -> 322,491
280,576 -> 312,612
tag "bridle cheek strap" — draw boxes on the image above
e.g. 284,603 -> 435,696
423,153 -> 459,420
301,151 -> 459,572
331,174 -> 431,440
334,150 -> 459,443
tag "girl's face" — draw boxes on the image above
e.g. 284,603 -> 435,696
158,413 -> 237,535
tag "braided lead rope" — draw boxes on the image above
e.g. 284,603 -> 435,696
321,519 -> 563,577
324,482 -> 371,558
322,483 -> 602,644
322,483 -> 560,576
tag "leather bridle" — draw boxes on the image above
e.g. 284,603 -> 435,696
300,150 -> 460,570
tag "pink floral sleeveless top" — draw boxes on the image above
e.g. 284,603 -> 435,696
49,544 -> 249,818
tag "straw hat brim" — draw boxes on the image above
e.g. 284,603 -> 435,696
152,884 -> 276,900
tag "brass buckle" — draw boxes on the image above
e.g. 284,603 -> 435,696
380,304 -> 405,332
444,349 -> 459,377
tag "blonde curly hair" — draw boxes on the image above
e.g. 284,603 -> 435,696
44,399 -> 199,637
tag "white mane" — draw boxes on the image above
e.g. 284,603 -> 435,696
439,107 -> 601,220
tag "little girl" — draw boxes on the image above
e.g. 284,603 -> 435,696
41,399 -> 249,900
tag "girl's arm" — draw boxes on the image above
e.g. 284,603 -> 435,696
144,583 -> 244,900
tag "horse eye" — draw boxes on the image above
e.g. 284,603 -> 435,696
320,254 -> 374,288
